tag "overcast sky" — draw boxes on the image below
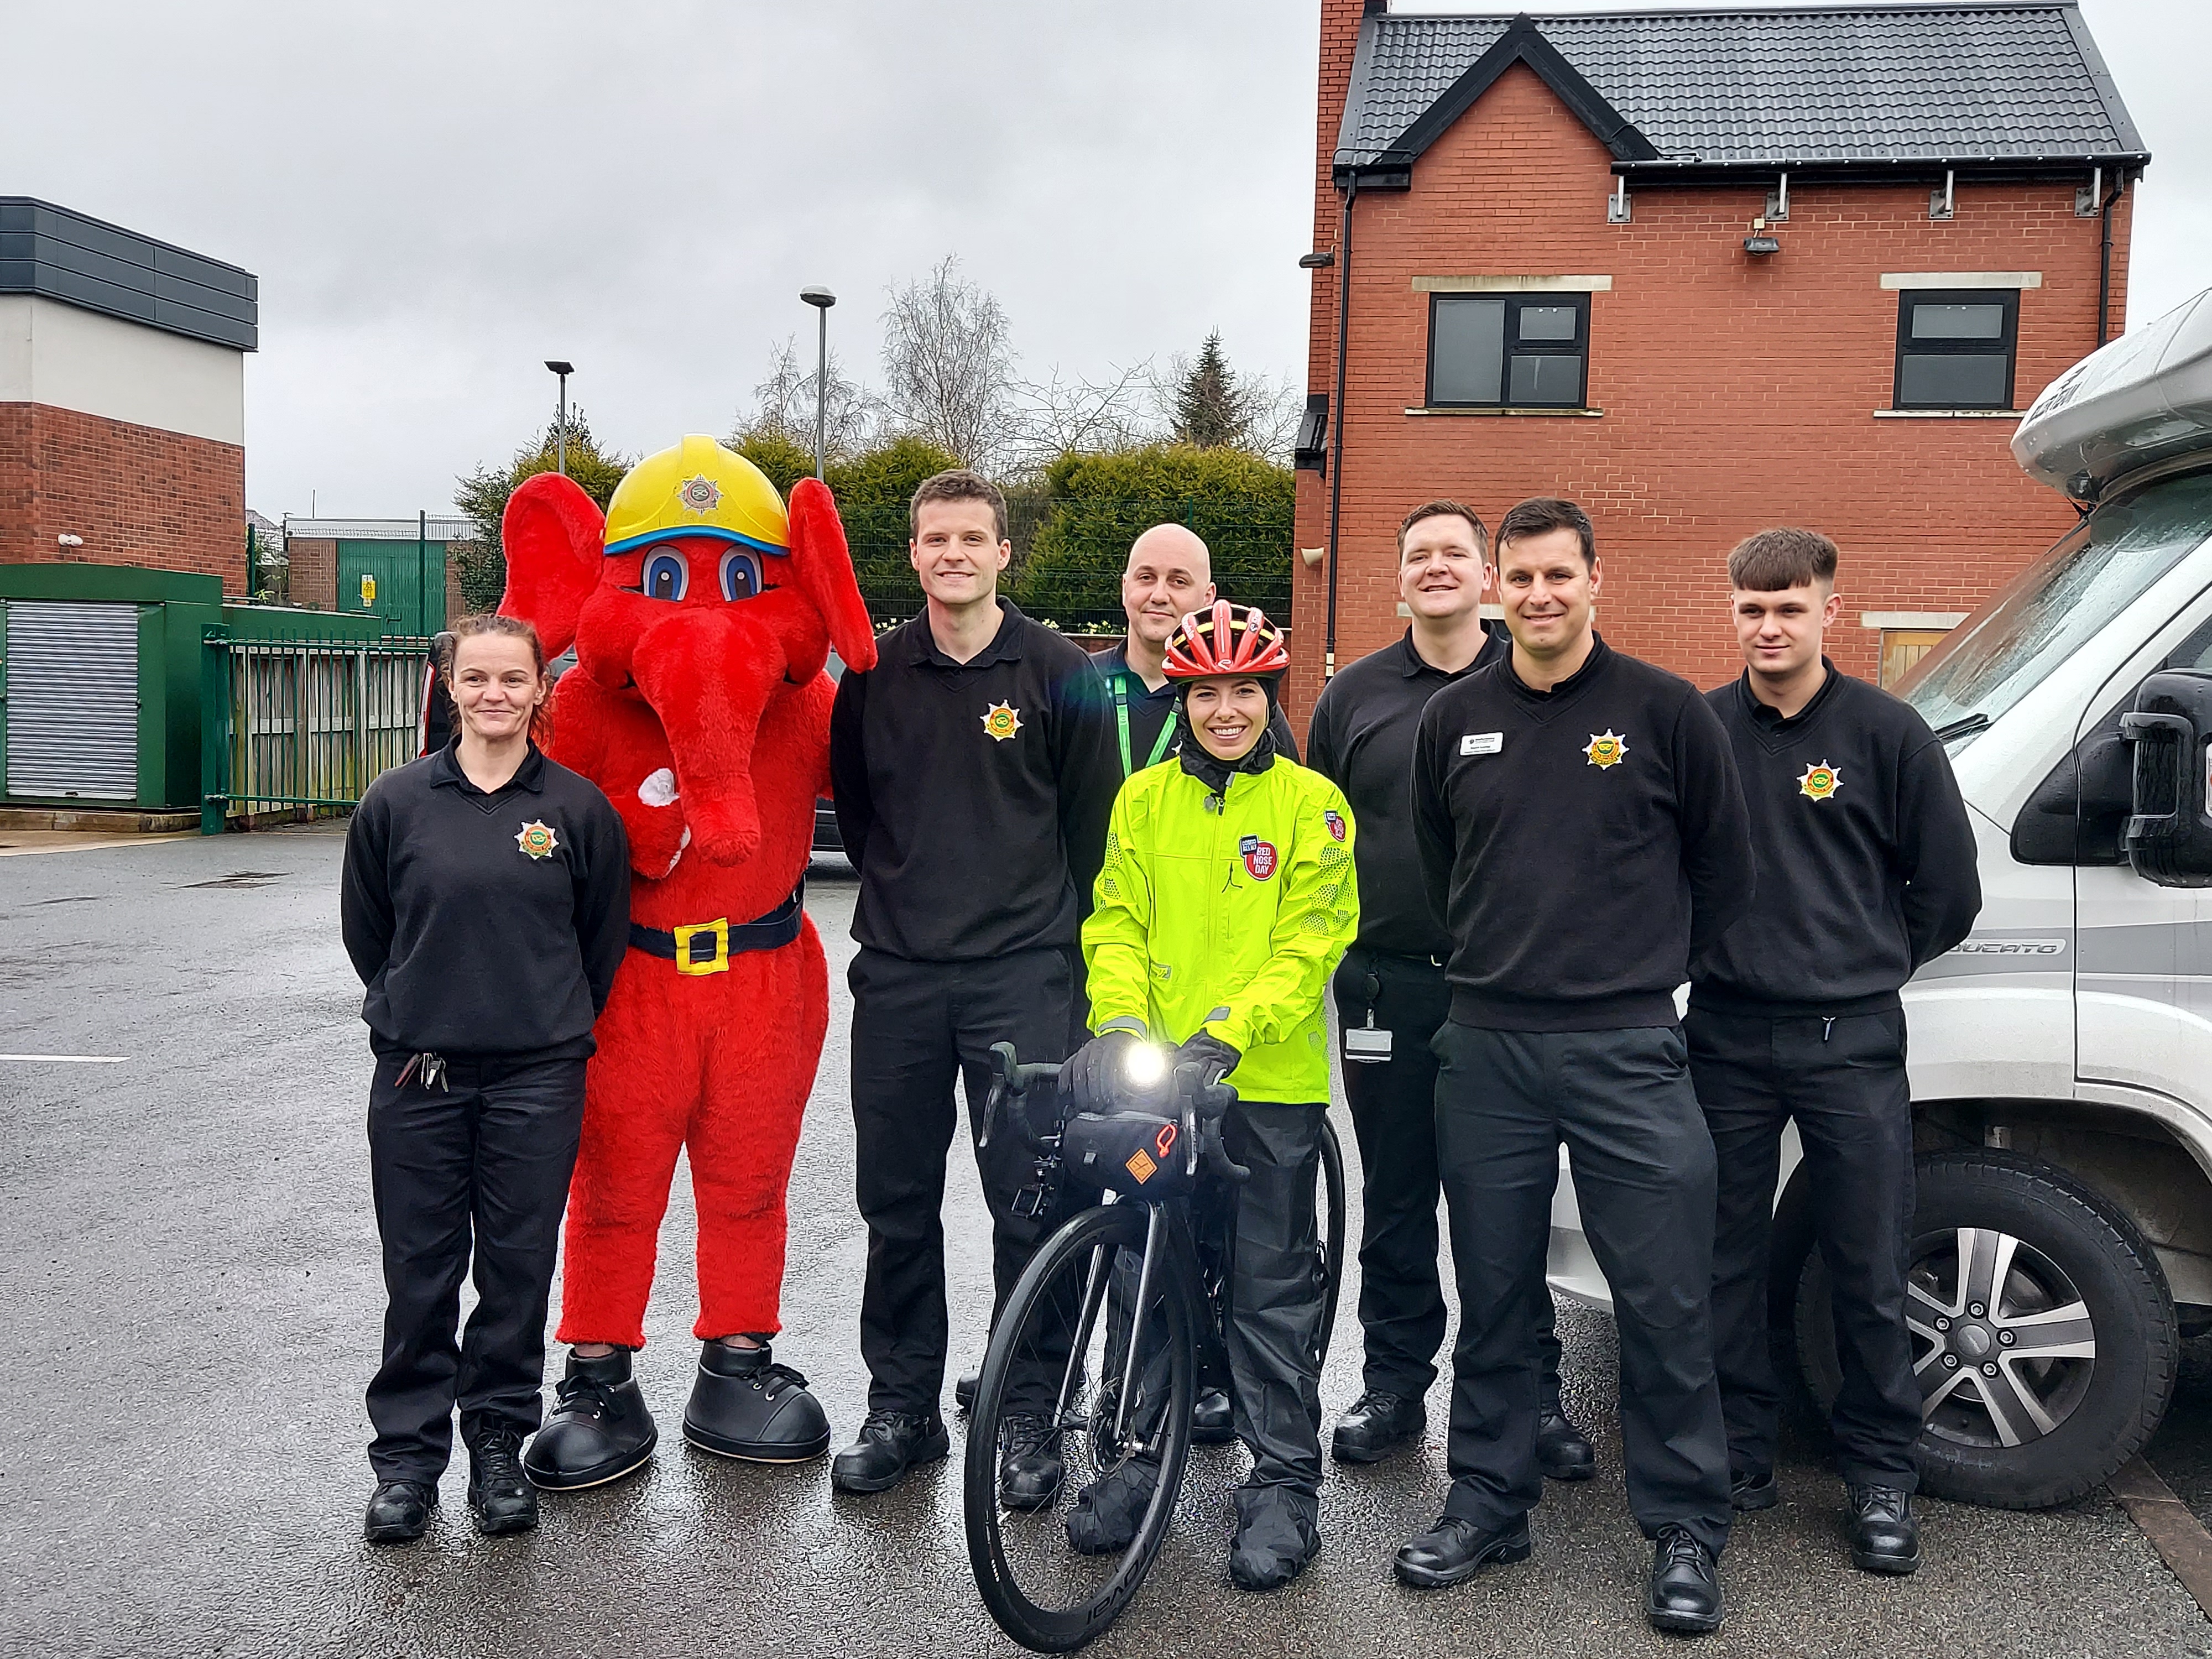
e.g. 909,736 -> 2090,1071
4,0 -> 2206,520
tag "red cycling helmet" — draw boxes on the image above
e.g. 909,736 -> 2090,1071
1162,601 -> 1291,681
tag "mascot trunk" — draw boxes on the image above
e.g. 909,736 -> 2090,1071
499,437 -> 875,1365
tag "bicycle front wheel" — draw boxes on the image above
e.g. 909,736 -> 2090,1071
1317,1113 -> 1347,1370
964,1201 -> 1198,1653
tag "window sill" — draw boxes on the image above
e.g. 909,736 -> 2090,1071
1872,408 -> 2025,419
1405,405 -> 1605,418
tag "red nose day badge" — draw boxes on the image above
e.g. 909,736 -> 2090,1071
1240,835 -> 1279,880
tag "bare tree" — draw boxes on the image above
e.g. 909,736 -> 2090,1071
737,335 -> 874,461
1146,342 -> 1302,463
1006,359 -> 1157,474
878,255 -> 1021,471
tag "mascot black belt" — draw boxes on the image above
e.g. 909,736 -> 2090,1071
629,883 -> 805,976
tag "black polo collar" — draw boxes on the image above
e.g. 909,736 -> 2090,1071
907,598 -> 1029,669
1394,620 -> 1507,679
1502,629 -> 1609,702
428,738 -> 547,796
1738,658 -> 1840,733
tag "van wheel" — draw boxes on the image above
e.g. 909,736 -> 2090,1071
1791,1149 -> 2178,1510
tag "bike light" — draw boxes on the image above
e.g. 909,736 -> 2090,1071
1121,1042 -> 1170,1089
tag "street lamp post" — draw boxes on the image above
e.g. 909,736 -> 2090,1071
544,360 -> 574,476
799,288 -> 835,480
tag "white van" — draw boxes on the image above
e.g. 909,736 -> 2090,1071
1548,290 -> 2212,1510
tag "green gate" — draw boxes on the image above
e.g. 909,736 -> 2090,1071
337,540 -> 448,636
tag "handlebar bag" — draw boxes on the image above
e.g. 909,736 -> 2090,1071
1061,1110 -> 1193,1199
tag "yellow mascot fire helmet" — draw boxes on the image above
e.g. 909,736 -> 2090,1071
602,434 -> 790,560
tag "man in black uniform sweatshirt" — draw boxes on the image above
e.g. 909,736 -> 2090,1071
827,468 -> 1118,1499
1691,528 -> 1980,1575
1307,499 -> 1592,1481
1402,497 -> 1754,1637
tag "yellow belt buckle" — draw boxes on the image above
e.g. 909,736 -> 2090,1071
672,917 -> 731,976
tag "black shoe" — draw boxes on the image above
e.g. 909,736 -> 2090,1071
1332,1390 -> 1425,1464
467,1428 -> 538,1536
1847,1484 -> 1922,1575
1731,1467 -> 1780,1512
1230,1485 -> 1320,1592
1537,1410 -> 1595,1481
1392,1514 -> 1532,1588
1066,1455 -> 1161,1554
683,1341 -> 831,1463
997,1413 -> 1064,1511
363,1479 -> 437,1545
830,1410 -> 950,1495
954,1371 -> 978,1413
524,1349 -> 659,1490
1192,1386 -> 1236,1446
1646,1526 -> 1724,1635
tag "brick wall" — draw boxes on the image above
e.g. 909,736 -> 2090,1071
0,401 -> 246,593
1289,53 -> 2130,722
288,537 -> 337,611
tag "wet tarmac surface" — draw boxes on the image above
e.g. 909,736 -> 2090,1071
2,825 -> 2209,1657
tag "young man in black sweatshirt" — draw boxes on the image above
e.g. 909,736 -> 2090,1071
1307,499 -> 1591,1481
827,469 -> 1118,1499
1691,528 -> 1980,1575
1404,498 -> 1753,1636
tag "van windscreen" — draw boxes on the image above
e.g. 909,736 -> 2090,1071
1900,471 -> 2212,747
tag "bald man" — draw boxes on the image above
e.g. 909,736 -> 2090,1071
1093,523 -> 1297,777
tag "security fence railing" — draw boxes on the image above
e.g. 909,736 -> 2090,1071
200,626 -> 431,832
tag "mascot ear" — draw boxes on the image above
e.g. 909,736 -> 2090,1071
499,472 -> 605,659
784,477 -> 879,673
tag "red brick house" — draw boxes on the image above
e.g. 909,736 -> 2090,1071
1288,1 -> 2148,717
1,199 -> 255,593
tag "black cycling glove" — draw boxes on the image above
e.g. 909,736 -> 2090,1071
1066,1029 -> 1139,1116
1174,1031 -> 1241,1091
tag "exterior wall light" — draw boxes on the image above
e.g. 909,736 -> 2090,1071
1745,235 -> 1781,256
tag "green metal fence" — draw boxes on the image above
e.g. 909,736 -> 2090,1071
200,625 -> 430,832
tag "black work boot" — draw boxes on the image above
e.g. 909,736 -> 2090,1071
467,1427 -> 539,1535
1066,1455 -> 1162,1554
524,1349 -> 658,1490
1646,1526 -> 1724,1635
1229,1484 -> 1321,1592
1846,1484 -> 1922,1574
1332,1390 -> 1424,1464
1537,1410 -> 1596,1481
1731,1466 -> 1780,1511
830,1410 -> 950,1495
954,1371 -> 978,1413
363,1479 -> 437,1545
1392,1514 -> 1532,1588
997,1413 -> 1064,1511
1192,1386 -> 1236,1446
683,1340 -> 831,1463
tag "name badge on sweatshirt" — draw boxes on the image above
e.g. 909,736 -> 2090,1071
1460,732 -> 1503,757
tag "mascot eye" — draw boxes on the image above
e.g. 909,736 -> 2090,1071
719,550 -> 761,602
641,548 -> 690,602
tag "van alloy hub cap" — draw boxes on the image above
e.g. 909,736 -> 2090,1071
1908,1227 -> 2098,1448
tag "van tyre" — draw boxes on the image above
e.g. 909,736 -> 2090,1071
1790,1149 -> 2177,1510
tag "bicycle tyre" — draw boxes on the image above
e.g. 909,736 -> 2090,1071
1316,1114 -> 1347,1371
965,1201 -> 1199,1653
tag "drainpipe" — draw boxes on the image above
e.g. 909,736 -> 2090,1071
1324,174 -> 1357,681
2098,173 -> 2123,347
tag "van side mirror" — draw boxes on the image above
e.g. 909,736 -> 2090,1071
2121,670 -> 2212,886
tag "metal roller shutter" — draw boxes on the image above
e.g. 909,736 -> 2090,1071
4,601 -> 140,801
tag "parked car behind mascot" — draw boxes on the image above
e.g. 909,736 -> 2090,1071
497,435 -> 877,1485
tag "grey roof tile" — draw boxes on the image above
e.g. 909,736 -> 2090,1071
1337,3 -> 2146,170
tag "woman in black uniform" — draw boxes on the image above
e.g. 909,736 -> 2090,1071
341,613 -> 629,1543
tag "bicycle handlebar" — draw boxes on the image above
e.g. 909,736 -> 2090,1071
982,1040 -> 1249,1185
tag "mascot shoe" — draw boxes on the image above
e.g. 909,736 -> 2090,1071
524,1349 -> 659,1490
683,1340 -> 832,1463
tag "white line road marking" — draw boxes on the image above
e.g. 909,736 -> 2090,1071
0,1054 -> 128,1063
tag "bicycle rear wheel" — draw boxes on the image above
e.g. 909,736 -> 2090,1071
1316,1114 -> 1347,1370
965,1201 -> 1198,1653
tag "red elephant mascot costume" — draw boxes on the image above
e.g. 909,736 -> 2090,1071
497,435 -> 875,1488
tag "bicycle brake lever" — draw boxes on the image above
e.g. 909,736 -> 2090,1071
980,1041 -> 1021,1149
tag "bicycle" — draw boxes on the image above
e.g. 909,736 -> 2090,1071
962,1040 -> 1345,1653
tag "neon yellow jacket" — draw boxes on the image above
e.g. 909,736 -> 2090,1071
1084,755 -> 1359,1105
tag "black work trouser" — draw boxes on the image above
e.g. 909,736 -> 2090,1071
1434,1021 -> 1731,1558
1688,1006 -> 1922,1491
1332,947 -> 1563,1406
850,945 -> 1073,1417
365,1050 -> 587,1483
